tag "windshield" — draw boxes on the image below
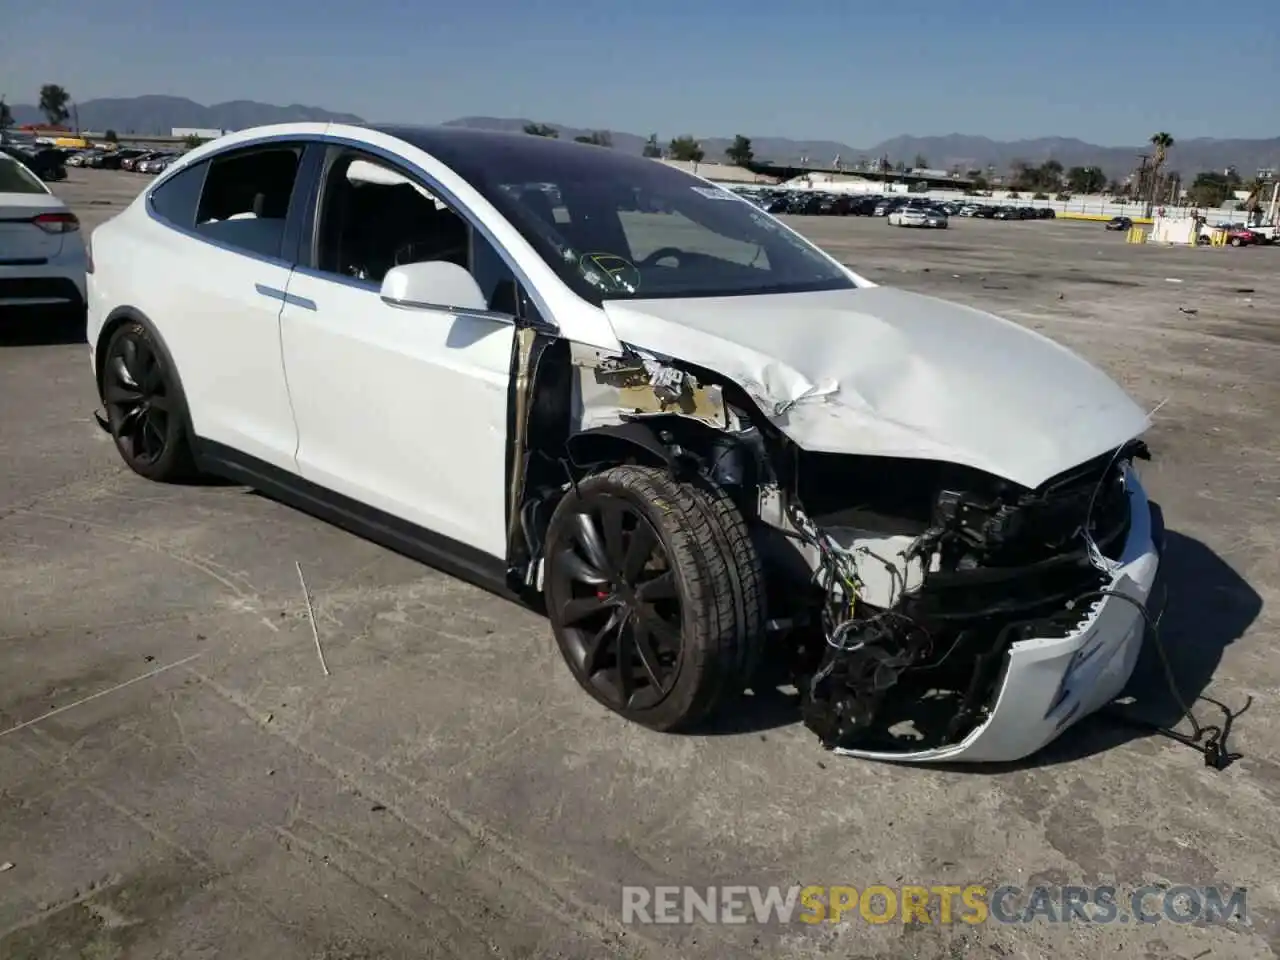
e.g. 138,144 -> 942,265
382,127 -> 856,305
0,155 -> 48,194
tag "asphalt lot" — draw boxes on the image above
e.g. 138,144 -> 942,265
2,169 -> 1278,959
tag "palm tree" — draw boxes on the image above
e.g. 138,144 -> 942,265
1148,132 -> 1174,214
1150,132 -> 1174,169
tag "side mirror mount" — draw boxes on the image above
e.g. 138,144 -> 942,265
380,261 -> 488,313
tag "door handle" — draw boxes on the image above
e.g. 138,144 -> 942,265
255,283 -> 287,302
255,283 -> 317,311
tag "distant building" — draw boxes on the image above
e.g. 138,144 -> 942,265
908,167 -> 961,179
655,159 -> 779,184
172,127 -> 229,140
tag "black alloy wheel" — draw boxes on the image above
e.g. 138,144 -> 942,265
543,465 -> 765,732
547,490 -> 683,712
102,322 -> 194,481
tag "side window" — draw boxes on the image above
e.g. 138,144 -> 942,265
193,146 -> 301,260
313,151 -> 520,314
148,161 -> 207,230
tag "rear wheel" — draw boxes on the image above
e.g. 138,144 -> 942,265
101,321 -> 196,482
543,465 -> 764,731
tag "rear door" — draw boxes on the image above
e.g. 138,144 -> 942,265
131,141 -> 321,470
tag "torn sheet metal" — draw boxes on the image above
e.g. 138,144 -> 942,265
601,287 -> 1151,490
569,342 -> 728,430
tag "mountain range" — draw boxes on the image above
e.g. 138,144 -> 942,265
7,95 -> 364,137
8,96 -> 1278,178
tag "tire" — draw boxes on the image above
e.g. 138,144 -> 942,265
1231,237 -> 1242,247
100,320 -> 197,482
543,464 -> 765,731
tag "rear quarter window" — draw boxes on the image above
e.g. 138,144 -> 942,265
0,156 -> 49,194
148,161 -> 208,230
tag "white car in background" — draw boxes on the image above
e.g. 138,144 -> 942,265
84,123 -> 1160,764
0,151 -> 86,318
888,206 -> 948,228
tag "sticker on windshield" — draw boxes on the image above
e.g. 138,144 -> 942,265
580,253 -> 641,294
691,186 -> 739,200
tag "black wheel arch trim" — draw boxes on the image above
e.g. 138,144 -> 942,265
565,421 -> 679,472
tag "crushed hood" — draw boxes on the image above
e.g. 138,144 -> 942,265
601,286 -> 1150,490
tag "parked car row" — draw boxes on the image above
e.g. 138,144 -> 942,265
733,188 -> 1060,223
960,204 -> 1056,220
66,147 -> 186,174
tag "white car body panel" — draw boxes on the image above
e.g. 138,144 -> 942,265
0,172 -> 87,309
278,271 -> 514,557
88,217 -> 300,470
601,286 -> 1150,490
161,124 -> 624,354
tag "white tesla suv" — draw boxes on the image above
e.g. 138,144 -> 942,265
0,151 -> 87,318
85,123 -> 1162,763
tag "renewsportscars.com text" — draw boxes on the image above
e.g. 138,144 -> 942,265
621,884 -> 1248,926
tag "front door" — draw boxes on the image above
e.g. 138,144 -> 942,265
278,148 -> 516,559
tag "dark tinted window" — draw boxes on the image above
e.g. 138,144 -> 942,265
0,154 -> 47,194
312,150 -> 520,314
193,146 -> 301,260
378,127 -> 855,306
148,161 -> 207,229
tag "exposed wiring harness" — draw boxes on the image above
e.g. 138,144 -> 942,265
1079,444 -> 1128,576
1079,402 -> 1165,575
781,495 -> 860,640
1067,588 -> 1249,770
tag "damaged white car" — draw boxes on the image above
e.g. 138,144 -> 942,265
85,123 -> 1162,763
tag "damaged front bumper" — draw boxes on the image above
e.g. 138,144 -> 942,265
833,468 -> 1164,764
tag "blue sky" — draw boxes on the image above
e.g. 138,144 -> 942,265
4,0 -> 1277,146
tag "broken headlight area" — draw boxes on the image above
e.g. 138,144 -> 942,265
778,441 -> 1149,753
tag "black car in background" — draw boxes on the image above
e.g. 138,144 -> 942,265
0,143 -> 67,181
1106,216 -> 1133,231
95,148 -> 148,170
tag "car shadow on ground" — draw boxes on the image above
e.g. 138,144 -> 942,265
0,309 -> 87,346
700,526 -> 1261,763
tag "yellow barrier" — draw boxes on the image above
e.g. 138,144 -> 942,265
1209,229 -> 1228,247
1126,226 -> 1147,244
1059,211 -> 1153,224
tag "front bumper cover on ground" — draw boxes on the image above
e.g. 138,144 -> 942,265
833,467 -> 1162,764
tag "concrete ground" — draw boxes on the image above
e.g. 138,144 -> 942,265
1,170 -> 1277,960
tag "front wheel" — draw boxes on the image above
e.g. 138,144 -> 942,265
543,465 -> 765,732
101,321 -> 196,482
